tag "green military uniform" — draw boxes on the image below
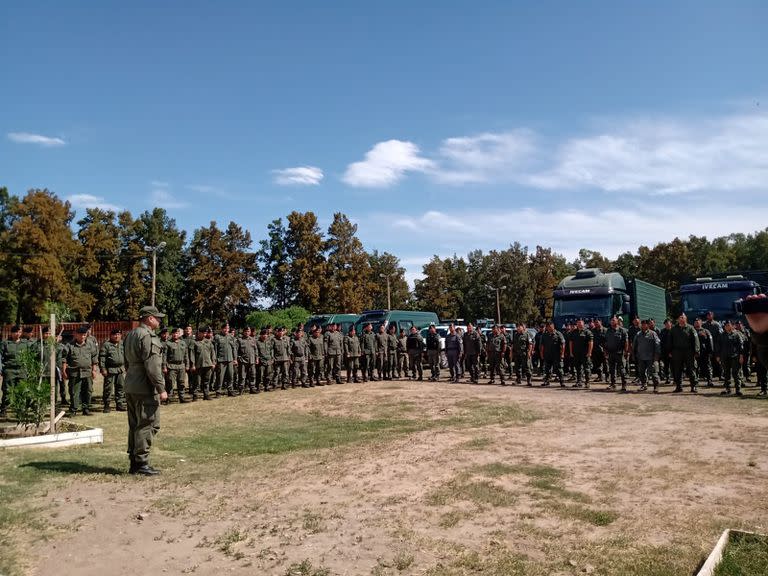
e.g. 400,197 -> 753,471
307,333 -> 325,386
375,330 -> 389,380
633,328 -> 661,391
462,329 -> 482,383
63,337 -> 98,415
124,314 -> 166,474
33,335 -> 65,406
425,330 -> 441,381
512,330 -> 533,386
360,329 -> 377,381
99,339 -> 126,411
271,335 -> 291,389
604,326 -> 629,389
719,329 -> 744,395
396,333 -> 408,378
540,329 -> 565,387
190,335 -> 214,400
487,332 -> 506,385
344,332 -> 361,383
326,330 -> 343,383
290,333 -> 309,387
213,331 -> 237,396
669,322 -> 700,392
386,330 -> 398,380
696,327 -> 714,386
570,328 -> 593,386
406,330 -> 425,380
255,336 -> 274,391
591,325 -> 608,381
164,338 -> 189,402
238,333 -> 257,393
1,338 -> 30,415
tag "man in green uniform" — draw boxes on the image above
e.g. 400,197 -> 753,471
360,323 -> 377,381
99,328 -> 126,412
326,323 -> 344,384
633,319 -> 661,392
694,318 -> 714,387
214,324 -> 237,397
406,326 -> 425,381
164,327 -> 189,403
703,311 -> 724,380
512,323 -> 533,386
540,321 -> 565,387
604,316 -> 629,391
375,325 -> 389,380
32,326 -> 65,407
396,328 -> 408,379
1,325 -> 28,417
591,319 -> 608,382
271,326 -> 291,390
238,327 -> 257,393
344,325 -> 362,383
307,324 -> 325,387
719,320 -> 745,396
487,325 -> 507,385
124,305 -> 167,475
570,319 -> 593,388
290,326 -> 309,388
188,327 -> 210,400
386,325 -> 399,381
63,326 -> 99,416
669,313 -> 700,393
425,324 -> 441,381
255,328 -> 274,391
462,323 -> 482,384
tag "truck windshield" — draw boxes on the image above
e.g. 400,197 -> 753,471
681,289 -> 755,318
553,297 -> 611,318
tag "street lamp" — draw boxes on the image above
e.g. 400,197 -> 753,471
485,281 -> 507,325
379,273 -> 395,310
144,241 -> 167,307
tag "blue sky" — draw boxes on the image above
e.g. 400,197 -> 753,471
1,1 -> 766,284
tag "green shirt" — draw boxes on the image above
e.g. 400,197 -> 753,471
124,324 -> 165,395
164,339 -> 188,368
344,334 -> 361,357
99,340 -> 125,374
64,340 -> 98,377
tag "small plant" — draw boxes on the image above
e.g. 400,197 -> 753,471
8,346 -> 51,430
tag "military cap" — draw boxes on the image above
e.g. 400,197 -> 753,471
42,326 -> 50,334
10,324 -> 21,332
640,318 -> 649,325
22,326 -> 33,334
110,328 -> 122,335
259,328 -> 268,335
204,326 -> 212,332
76,326 -> 89,334
139,305 -> 165,318
159,327 -> 168,335
723,319 -> 732,326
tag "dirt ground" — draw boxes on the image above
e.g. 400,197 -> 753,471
6,374 -> 768,576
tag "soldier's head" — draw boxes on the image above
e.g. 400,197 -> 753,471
196,327 -> 205,340
243,327 -> 251,337
378,324 -> 385,333
10,325 -> 21,339
724,320 -> 733,333
110,328 -> 122,343
364,322 -> 372,333
259,328 -> 268,340
491,325 -> 499,335
205,327 -> 213,339
295,327 -> 304,338
595,319 -> 603,328
516,323 -> 525,333
545,322 -> 554,333
22,326 -> 33,339
677,313 -> 687,327
171,327 -> 182,341
184,325 -> 193,338
429,324 -> 437,334
735,320 -> 744,332
648,318 -> 656,330
706,310 -> 714,321
159,327 -> 169,340
664,318 -> 672,328
632,317 -> 640,327
610,316 -> 619,329
388,324 -> 396,333
448,323 -> 455,334
576,319 -> 585,330
640,319 -> 649,331
410,326 -> 417,334
349,325 -> 356,335
74,326 -> 88,344
399,328 -> 405,336
467,322 -> 474,332
693,318 -> 702,329
139,305 -> 165,329
221,324 -> 229,335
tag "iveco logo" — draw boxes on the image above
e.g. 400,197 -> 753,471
568,289 -> 591,294
702,282 -> 728,290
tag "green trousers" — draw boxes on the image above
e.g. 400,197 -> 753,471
126,393 -> 160,467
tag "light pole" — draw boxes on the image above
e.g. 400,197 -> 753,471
379,273 -> 394,310
485,281 -> 507,325
144,241 -> 167,307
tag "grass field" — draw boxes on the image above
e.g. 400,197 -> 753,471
2,376 -> 768,576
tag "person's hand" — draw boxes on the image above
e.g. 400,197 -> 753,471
160,391 -> 168,402
745,294 -> 768,334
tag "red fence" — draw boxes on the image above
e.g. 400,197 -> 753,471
1,321 -> 139,344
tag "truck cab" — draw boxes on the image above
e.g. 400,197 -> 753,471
679,275 -> 760,322
552,269 -> 627,328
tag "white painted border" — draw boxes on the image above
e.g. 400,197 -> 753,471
697,530 -> 764,576
0,427 -> 103,449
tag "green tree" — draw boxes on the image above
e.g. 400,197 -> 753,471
256,218 -> 293,308
116,211 -> 148,319
285,211 -> 326,311
187,221 -> 257,325
76,208 -> 122,319
414,256 -> 456,318
325,213 -> 372,313
368,250 -> 411,310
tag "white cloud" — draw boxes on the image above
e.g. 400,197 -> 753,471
7,132 -> 66,147
389,201 -> 768,262
272,166 -> 324,186
529,114 -> 768,194
67,194 -> 122,212
150,180 -> 170,188
342,140 -> 435,187
434,130 -> 537,184
151,188 -> 187,209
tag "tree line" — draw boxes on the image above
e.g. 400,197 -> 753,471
2,187 -> 766,327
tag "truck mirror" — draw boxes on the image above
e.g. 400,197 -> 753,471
623,294 -> 630,302
622,302 -> 630,314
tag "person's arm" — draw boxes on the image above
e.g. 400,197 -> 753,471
745,295 -> 768,366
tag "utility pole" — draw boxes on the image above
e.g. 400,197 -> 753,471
485,279 -> 508,324
144,242 -> 167,307
379,273 -> 394,309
